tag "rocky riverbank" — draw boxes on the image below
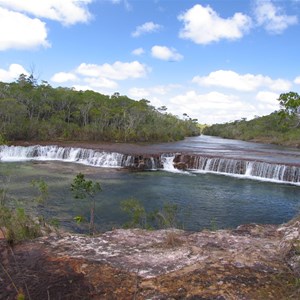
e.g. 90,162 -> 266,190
1,217 -> 300,299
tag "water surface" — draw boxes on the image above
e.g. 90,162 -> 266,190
1,157 -> 299,233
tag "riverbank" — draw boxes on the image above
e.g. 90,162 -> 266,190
1,217 -> 300,299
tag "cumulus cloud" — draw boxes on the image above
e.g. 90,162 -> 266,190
169,90 -> 256,124
256,91 -> 281,112
76,61 -> 149,80
132,21 -> 162,37
178,4 -> 252,44
0,63 -> 29,82
84,77 -> 118,89
256,90 -> 279,105
151,45 -> 183,61
50,72 -> 78,83
131,47 -> 145,56
50,60 -> 149,91
129,84 -> 181,99
0,0 -> 92,26
254,0 -> 298,34
0,7 -> 49,51
128,87 -> 150,99
192,70 -> 291,92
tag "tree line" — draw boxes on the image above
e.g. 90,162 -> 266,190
203,92 -> 300,148
0,74 -> 200,143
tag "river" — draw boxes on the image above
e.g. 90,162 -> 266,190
0,135 -> 299,232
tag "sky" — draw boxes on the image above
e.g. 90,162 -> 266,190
1,0 -> 300,124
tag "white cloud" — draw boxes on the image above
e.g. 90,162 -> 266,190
256,91 -> 281,113
76,61 -> 149,80
255,90 -> 280,112
128,84 -> 181,99
50,60 -> 149,91
192,70 -> 291,92
0,63 -> 29,82
151,45 -> 183,61
256,91 -> 279,104
0,7 -> 49,51
132,47 -> 145,56
169,90 -> 256,124
178,4 -> 252,44
294,76 -> 300,85
132,21 -> 162,37
0,0 -> 92,26
84,77 -> 118,89
254,0 -> 298,34
128,87 -> 150,99
51,72 -> 78,83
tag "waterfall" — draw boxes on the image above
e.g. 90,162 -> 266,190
161,154 -> 190,174
1,145 -> 299,184
0,145 -> 134,168
189,155 -> 300,184
161,155 -> 178,172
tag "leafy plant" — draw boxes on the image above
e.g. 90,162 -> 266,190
121,198 -> 148,229
0,205 -> 41,244
0,133 -> 7,145
31,178 -> 49,203
71,173 -> 101,235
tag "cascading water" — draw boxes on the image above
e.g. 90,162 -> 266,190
0,145 -> 299,184
161,155 -> 178,172
188,155 -> 300,184
0,145 -> 134,168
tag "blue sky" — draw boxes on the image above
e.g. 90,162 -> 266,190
1,0 -> 300,124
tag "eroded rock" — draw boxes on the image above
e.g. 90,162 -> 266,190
1,220 -> 300,299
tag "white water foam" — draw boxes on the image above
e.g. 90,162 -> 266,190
0,145 -> 132,168
161,154 -> 191,175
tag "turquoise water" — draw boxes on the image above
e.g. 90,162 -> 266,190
1,160 -> 299,233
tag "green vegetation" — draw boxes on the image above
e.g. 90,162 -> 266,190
121,198 -> 148,229
203,92 -> 300,147
121,198 -> 180,230
31,178 -> 49,203
0,74 -> 200,143
0,206 -> 41,244
71,173 -> 101,235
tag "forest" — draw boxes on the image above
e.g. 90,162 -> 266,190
203,92 -> 300,148
0,74 -> 200,143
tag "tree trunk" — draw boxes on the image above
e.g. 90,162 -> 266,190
89,200 -> 95,235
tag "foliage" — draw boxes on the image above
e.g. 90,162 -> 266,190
0,76 -> 200,143
0,205 -> 41,244
121,198 -> 148,229
152,203 -> 179,229
0,174 -> 10,206
203,111 -> 300,147
31,178 -> 49,203
71,173 -> 101,235
278,92 -> 300,127
0,133 -> 7,145
121,199 -> 179,230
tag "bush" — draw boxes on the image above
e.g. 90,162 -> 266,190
0,205 -> 41,244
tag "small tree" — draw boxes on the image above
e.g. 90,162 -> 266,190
71,173 -> 101,235
278,92 -> 300,127
121,198 -> 147,229
154,203 -> 179,229
31,178 -> 49,203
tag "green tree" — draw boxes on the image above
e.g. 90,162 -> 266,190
278,92 -> 300,127
71,173 -> 101,235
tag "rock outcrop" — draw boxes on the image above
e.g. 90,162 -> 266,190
1,218 -> 300,299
